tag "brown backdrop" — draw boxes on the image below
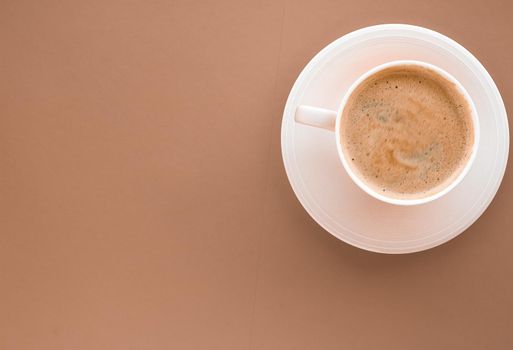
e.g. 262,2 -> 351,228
1,0 -> 512,349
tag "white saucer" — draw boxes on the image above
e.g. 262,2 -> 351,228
281,24 -> 509,254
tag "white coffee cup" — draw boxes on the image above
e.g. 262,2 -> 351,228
295,60 -> 480,206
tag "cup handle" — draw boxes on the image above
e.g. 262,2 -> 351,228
294,105 -> 337,132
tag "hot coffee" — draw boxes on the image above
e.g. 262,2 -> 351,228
340,65 -> 474,199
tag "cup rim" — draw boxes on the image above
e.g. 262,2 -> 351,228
334,60 -> 481,206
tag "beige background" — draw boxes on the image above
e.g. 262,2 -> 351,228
1,0 -> 513,349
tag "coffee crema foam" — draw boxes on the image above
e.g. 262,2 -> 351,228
340,65 -> 474,199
